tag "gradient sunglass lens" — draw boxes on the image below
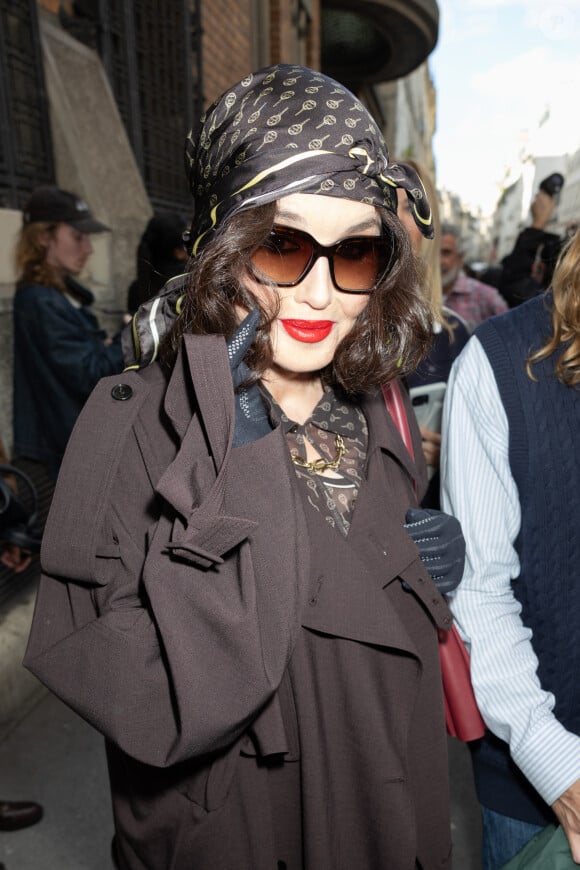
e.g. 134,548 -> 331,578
251,226 -> 393,293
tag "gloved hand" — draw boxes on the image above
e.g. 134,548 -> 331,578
404,507 -> 466,595
226,309 -> 272,448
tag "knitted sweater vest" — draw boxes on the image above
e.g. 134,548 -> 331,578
473,293 -> 580,825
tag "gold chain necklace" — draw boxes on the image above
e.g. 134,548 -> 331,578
291,433 -> 346,474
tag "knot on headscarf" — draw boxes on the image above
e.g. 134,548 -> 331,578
184,64 -> 433,253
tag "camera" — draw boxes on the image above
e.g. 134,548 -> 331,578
539,172 -> 565,198
0,465 -> 42,553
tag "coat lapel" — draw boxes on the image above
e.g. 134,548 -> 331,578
300,389 -> 450,656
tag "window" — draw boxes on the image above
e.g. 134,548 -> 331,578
61,0 -> 201,213
0,0 -> 55,209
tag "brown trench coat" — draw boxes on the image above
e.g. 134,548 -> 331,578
24,335 -> 453,869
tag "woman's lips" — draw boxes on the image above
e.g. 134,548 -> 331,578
280,319 -> 333,343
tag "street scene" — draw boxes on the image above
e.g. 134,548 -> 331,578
1,1 -> 579,868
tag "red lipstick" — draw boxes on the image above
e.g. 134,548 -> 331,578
281,319 -> 333,343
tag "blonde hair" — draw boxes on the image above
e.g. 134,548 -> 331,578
14,222 -> 66,292
401,159 -> 454,337
526,229 -> 580,386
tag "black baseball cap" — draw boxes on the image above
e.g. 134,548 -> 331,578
22,186 -> 110,233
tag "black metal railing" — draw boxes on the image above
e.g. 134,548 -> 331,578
0,0 -> 55,210
60,0 -> 203,213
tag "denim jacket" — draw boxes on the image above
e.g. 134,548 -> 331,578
13,280 -> 124,476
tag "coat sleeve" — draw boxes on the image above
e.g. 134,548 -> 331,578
24,371 -> 303,768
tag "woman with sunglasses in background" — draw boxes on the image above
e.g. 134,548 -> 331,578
25,66 -> 463,870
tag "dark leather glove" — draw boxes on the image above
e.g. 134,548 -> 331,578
404,507 -> 466,595
226,309 -> 272,448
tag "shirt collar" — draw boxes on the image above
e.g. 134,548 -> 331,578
262,384 -> 363,438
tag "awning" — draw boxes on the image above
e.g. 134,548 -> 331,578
321,0 -> 439,85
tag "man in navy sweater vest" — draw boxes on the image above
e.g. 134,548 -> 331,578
441,230 -> 580,869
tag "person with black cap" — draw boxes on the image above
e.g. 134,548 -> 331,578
12,186 -> 124,479
25,66 -> 464,870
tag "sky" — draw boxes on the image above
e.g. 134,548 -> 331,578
429,0 -> 580,216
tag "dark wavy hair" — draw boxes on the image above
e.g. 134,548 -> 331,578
161,200 -> 431,393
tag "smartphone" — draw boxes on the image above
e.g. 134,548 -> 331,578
409,382 -> 447,433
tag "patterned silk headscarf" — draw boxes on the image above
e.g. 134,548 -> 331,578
184,63 -> 433,253
123,64 -> 433,369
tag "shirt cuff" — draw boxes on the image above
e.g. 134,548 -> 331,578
514,716 -> 580,806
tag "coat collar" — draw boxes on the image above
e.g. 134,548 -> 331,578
163,333 -> 232,442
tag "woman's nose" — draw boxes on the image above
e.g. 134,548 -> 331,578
293,255 -> 334,308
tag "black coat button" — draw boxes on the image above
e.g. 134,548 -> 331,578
111,383 -> 133,401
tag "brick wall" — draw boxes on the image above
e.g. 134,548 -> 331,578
201,0 -> 321,107
201,0 -> 254,106
269,0 -> 320,70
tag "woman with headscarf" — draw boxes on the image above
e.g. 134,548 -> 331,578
25,65 -> 462,870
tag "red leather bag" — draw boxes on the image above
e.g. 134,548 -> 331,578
382,380 -> 485,742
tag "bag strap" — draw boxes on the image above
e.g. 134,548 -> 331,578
382,380 -> 416,494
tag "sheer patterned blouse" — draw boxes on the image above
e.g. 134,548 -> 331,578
265,387 -> 368,537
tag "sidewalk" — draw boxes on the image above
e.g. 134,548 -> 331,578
0,576 -> 116,869
0,692 -> 114,870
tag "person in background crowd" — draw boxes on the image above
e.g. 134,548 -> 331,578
25,64 -> 465,870
12,186 -> 125,479
499,183 -> 577,308
442,228 -> 580,868
397,163 -> 469,506
441,223 -> 507,332
126,211 -> 188,314
469,262 -> 503,290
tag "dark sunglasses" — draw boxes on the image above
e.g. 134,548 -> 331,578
250,225 -> 396,294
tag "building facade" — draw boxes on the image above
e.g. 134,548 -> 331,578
491,152 -> 579,264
